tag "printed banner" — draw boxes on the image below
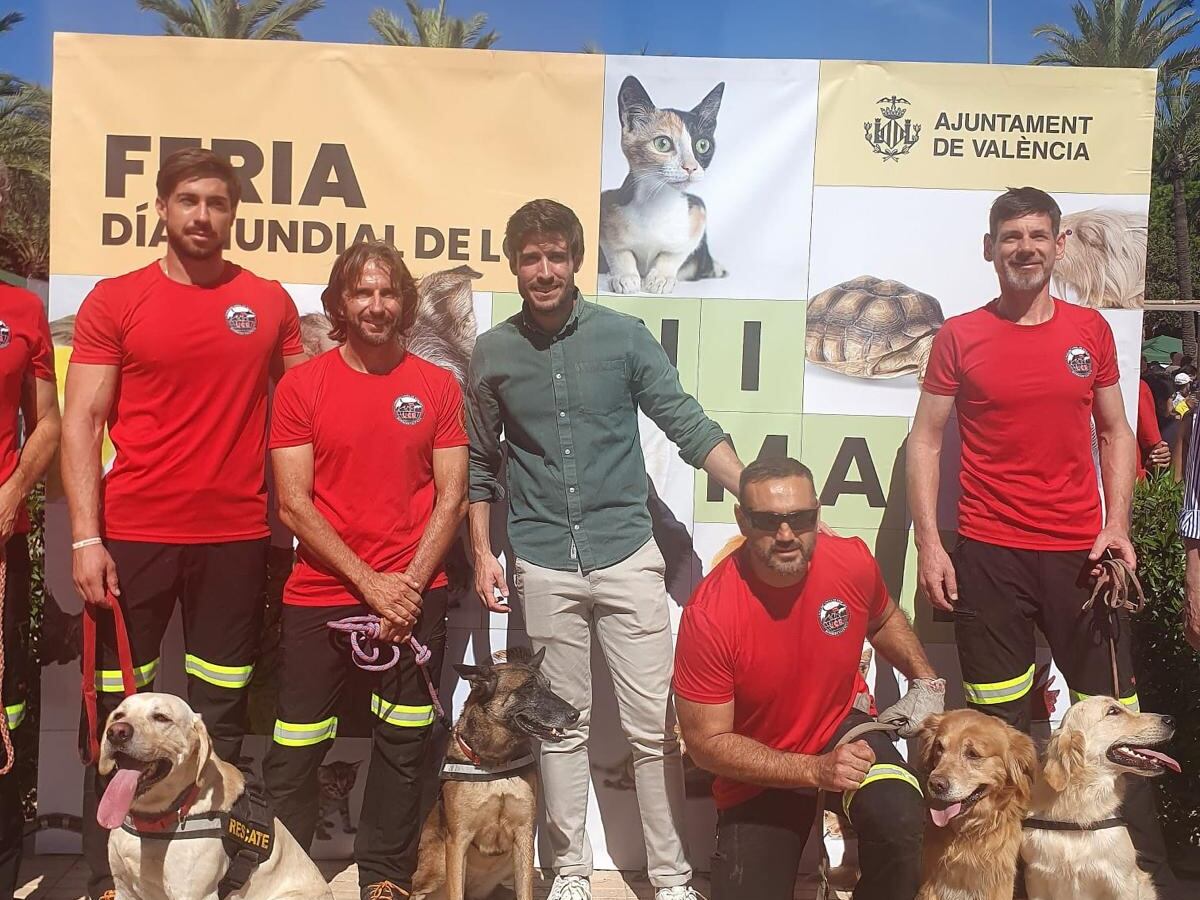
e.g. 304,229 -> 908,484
42,34 -> 1155,871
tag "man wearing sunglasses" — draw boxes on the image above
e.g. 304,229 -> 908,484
673,457 -> 941,900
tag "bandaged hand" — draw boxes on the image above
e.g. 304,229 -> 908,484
877,677 -> 946,738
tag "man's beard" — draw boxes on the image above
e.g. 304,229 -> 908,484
350,316 -> 403,346
168,229 -> 223,261
751,540 -> 814,578
1001,259 -> 1051,293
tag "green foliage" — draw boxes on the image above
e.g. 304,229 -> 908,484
1146,175 -> 1200,302
1033,0 -> 1200,77
1131,471 -> 1200,870
369,1 -> 498,49
136,0 -> 324,40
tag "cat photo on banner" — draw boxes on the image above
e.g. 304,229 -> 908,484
596,56 -> 819,301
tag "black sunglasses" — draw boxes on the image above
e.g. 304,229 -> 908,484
742,506 -> 821,534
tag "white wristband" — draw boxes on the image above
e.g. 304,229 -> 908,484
72,537 -> 103,551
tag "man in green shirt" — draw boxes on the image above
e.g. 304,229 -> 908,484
467,199 -> 743,900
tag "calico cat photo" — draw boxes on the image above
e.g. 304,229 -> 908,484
599,74 -> 727,294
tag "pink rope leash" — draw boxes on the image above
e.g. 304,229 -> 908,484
326,614 -> 448,728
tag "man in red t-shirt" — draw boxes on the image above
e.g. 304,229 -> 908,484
674,457 -> 941,900
908,187 -> 1179,898
0,162 -> 62,897
263,241 -> 467,900
1136,376 -> 1170,479
60,149 -> 306,899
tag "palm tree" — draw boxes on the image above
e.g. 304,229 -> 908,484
0,11 -> 22,35
1033,0 -> 1200,75
136,0 -> 324,40
1154,70 -> 1200,351
1032,1 -> 1200,337
369,1 -> 497,49
0,10 -> 48,180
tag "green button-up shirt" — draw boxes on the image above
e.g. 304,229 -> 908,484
467,293 -> 726,574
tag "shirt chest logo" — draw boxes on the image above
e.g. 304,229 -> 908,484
818,598 -> 850,637
1065,345 -> 1092,378
393,394 -> 424,425
0,321 -> 9,349
225,304 -> 258,336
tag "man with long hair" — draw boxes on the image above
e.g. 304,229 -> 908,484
264,242 -> 467,900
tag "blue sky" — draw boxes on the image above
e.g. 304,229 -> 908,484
2,0 -> 1185,86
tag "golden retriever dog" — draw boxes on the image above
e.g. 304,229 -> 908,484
1055,208 -> 1147,309
1021,696 -> 1179,900
916,710 -> 1036,900
98,693 -> 331,900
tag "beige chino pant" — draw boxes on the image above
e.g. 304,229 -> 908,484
514,538 -> 692,889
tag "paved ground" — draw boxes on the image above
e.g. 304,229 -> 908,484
13,857 -> 826,899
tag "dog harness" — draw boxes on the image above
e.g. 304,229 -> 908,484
1022,816 -> 1126,832
120,781 -> 275,899
439,731 -> 537,783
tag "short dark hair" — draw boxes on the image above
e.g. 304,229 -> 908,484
320,241 -> 419,344
989,186 -> 1061,237
503,199 -> 585,267
156,147 -> 242,207
738,457 -> 815,504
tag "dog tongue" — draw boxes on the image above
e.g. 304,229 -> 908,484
97,768 -> 140,829
929,802 -> 963,828
1139,749 -> 1182,773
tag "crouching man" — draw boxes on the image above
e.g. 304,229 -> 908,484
674,458 -> 942,900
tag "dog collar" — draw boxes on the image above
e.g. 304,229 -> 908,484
126,784 -> 204,833
1023,816 -> 1126,832
455,730 -> 483,766
443,732 -> 536,782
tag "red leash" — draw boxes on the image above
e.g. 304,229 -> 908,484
81,592 -> 137,766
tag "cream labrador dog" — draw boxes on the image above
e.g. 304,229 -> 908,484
98,692 -> 331,900
1021,695 -> 1180,900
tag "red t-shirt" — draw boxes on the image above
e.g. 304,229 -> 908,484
921,298 -> 1118,550
71,262 -> 303,543
0,286 -> 55,534
270,349 -> 468,606
673,535 -> 888,810
1135,379 -> 1162,481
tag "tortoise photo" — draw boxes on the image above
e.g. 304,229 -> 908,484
805,275 -> 945,381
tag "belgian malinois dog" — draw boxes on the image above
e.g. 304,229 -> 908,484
412,647 -> 579,900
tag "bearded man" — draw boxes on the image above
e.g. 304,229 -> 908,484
262,240 -> 467,900
673,457 -> 942,900
62,148 -> 307,900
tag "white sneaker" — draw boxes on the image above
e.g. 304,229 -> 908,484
656,888 -> 706,900
547,874 -> 592,900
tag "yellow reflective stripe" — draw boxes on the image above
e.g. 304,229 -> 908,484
963,664 -> 1036,706
1070,689 -> 1140,711
370,693 -> 435,728
95,658 -> 160,693
843,763 -> 923,817
184,654 -> 254,689
4,702 -> 25,730
273,716 -> 338,747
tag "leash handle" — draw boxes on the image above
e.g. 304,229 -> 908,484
81,592 -> 137,766
326,613 -> 450,729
